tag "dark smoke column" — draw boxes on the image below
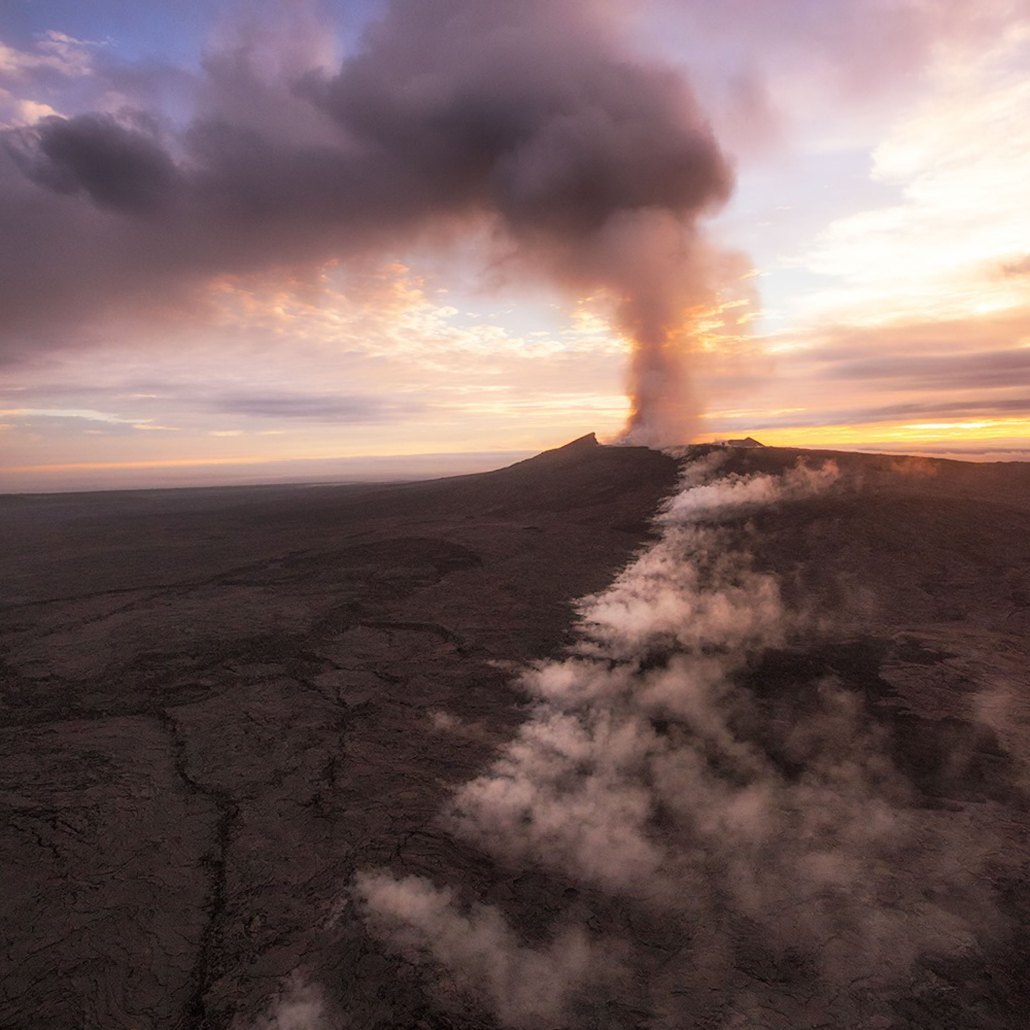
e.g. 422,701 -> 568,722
322,0 -> 735,445
2,0 -> 734,442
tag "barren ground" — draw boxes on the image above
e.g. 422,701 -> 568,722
0,437 -> 1027,1028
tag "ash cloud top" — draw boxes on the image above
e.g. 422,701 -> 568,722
1,0 -> 733,443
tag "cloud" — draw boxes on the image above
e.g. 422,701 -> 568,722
2,1 -> 1027,458
1,392 -> 422,430
211,391 -> 424,422
727,301 -> 1030,447
12,112 -> 178,212
354,872 -> 620,1030
823,349 -> 1030,389
245,972 -> 331,1030
0,0 -> 737,442
779,21 -> 1030,329
795,308 -> 1030,365
0,406 -> 177,434
713,396 -> 1030,430
1001,254 -> 1030,277
643,0 -> 1022,163
0,31 -> 100,83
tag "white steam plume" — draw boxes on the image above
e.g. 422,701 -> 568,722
355,453 -> 1009,1027
355,872 -> 620,1030
244,973 -> 331,1030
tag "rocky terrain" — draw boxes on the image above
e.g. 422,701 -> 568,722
0,437 -> 1027,1028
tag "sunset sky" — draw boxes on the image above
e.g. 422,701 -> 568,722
2,0 -> 1028,491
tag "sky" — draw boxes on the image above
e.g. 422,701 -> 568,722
1,0 -> 1028,491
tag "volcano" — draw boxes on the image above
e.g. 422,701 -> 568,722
0,438 -> 1027,1029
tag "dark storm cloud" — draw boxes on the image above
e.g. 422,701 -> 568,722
12,113 -> 178,212
316,0 -> 728,238
0,0 -> 732,443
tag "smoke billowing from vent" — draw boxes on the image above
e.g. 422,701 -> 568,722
1,0 -> 733,441
354,454 -> 1010,1028
355,872 -> 619,1029
246,973 -> 328,1030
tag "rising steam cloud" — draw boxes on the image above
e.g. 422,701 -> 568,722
354,454 -> 1010,1028
0,0 -> 733,443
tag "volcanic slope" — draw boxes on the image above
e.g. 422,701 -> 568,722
0,433 -> 677,1029
0,438 -> 1028,1028
353,444 -> 1030,1030
680,446 -> 1030,1028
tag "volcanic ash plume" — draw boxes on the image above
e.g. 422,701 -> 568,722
355,454 -> 1010,1028
2,0 -> 733,440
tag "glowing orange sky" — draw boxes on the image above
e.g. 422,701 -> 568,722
1,2 -> 1028,491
